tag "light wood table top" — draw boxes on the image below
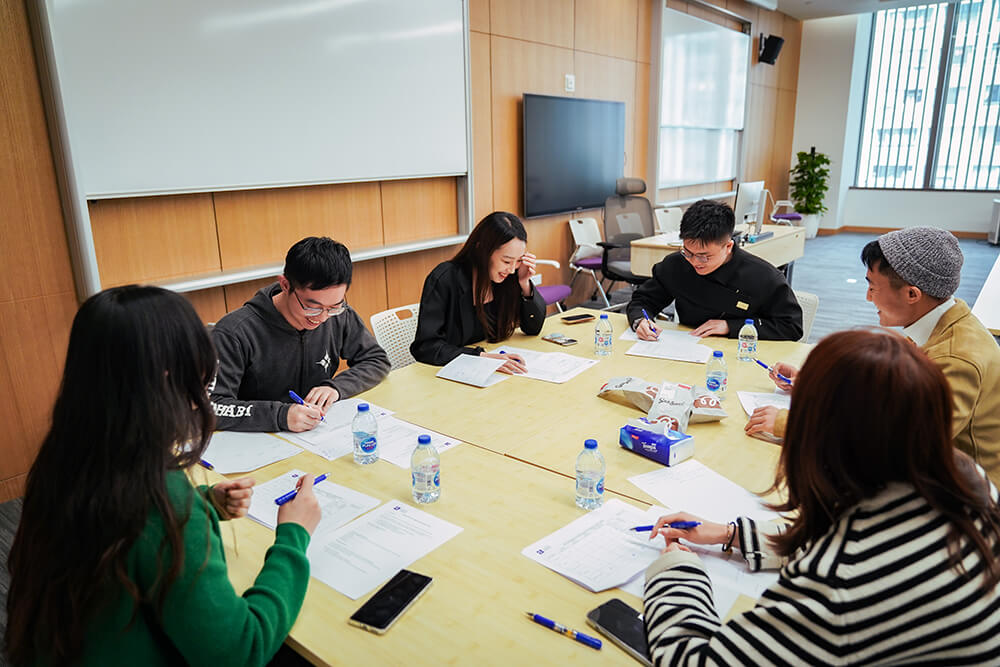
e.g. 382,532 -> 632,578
214,444 -> 649,665
971,252 -> 1000,335
629,224 -> 805,277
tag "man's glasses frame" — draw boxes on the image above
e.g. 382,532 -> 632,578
292,289 -> 347,317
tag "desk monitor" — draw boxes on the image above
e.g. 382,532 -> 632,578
733,180 -> 765,234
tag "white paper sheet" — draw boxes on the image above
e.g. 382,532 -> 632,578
202,431 -> 302,474
625,330 -> 712,364
435,354 -> 508,387
307,500 -> 464,599
628,460 -> 778,524
371,415 -> 461,468
279,398 -> 393,460
522,499 -> 668,592
493,345 -> 599,384
736,391 -> 792,417
247,469 -> 380,532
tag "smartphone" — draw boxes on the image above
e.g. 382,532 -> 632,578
562,313 -> 595,324
348,569 -> 432,634
542,332 -> 578,346
586,599 -> 652,666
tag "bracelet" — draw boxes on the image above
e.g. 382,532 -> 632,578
722,521 -> 737,552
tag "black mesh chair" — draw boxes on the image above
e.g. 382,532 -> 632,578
598,177 -> 657,293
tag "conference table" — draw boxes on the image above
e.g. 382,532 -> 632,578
629,224 -> 806,277
212,309 -> 812,665
971,252 -> 1000,336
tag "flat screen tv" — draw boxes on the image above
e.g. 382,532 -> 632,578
522,93 -> 625,218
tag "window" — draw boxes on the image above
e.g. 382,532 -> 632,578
856,0 -> 1000,190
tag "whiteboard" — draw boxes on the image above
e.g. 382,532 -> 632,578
42,0 -> 469,198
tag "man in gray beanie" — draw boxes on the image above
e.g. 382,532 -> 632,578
748,226 -> 1000,485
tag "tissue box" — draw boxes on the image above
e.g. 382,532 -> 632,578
619,424 -> 694,466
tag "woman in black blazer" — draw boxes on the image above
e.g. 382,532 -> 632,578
411,211 -> 546,371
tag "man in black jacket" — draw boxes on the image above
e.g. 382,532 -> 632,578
210,237 -> 390,432
627,199 -> 802,341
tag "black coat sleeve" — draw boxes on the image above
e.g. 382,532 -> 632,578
410,269 -> 484,366
518,285 -> 547,335
627,261 -> 676,330
725,277 -> 803,341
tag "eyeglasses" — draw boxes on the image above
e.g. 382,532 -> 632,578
292,289 -> 347,317
679,247 -> 716,263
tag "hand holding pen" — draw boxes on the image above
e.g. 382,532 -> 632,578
754,360 -> 797,389
288,390 -> 325,432
648,513 -> 735,552
635,308 -> 660,341
275,473 -> 323,536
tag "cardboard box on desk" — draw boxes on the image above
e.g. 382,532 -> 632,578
619,422 -> 694,467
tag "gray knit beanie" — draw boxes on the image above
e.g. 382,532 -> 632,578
876,226 -> 963,299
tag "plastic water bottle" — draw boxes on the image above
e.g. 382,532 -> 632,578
594,314 -> 613,357
352,403 -> 378,465
410,434 -> 440,504
738,319 -> 758,362
575,439 -> 606,510
706,350 -> 728,397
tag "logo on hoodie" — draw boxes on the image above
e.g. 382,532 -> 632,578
317,351 -> 332,373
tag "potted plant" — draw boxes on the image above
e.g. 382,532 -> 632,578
789,147 -> 831,239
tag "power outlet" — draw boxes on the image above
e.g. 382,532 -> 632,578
564,73 -> 575,92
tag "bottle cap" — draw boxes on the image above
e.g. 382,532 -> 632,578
357,403 -> 370,412
418,434 -> 431,444
600,314 -> 609,319
713,350 -> 723,357
744,319 -> 753,324
584,439 -> 598,449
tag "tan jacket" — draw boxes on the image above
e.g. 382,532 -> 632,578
768,301 -> 1000,484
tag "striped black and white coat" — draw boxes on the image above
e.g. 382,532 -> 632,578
643,478 -> 1000,665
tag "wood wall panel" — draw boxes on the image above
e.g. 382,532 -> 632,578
0,0 -> 74,303
469,0 -> 490,33
0,351 -> 29,480
89,194 -> 221,287
743,84 -> 777,184
224,277 -> 275,313
346,259 -> 388,330
385,245 -> 459,309
185,287 -> 228,324
490,0 -> 575,49
214,182 -> 383,270
636,0 -> 653,64
778,15 -> 802,92
575,51 -> 637,176
490,36 -> 575,214
771,89 -> 797,201
575,0 -> 639,61
470,31 -> 494,223
634,62 -> 651,181
0,474 -> 27,504
381,178 -> 459,246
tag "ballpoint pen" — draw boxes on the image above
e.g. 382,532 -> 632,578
198,459 -> 214,470
275,473 -> 328,505
524,612 -> 602,650
754,359 -> 792,384
630,521 -> 702,532
288,390 -> 325,422
641,308 -> 658,334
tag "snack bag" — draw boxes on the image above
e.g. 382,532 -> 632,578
689,385 -> 728,423
597,376 -> 660,412
646,381 -> 694,434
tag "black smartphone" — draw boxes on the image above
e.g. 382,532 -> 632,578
586,598 -> 652,666
348,569 -> 432,634
561,313 -> 595,324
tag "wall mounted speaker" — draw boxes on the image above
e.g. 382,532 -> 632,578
759,34 -> 785,65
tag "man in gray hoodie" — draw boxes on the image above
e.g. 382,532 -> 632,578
210,237 -> 390,432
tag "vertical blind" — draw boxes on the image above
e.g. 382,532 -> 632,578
856,0 -> 1000,190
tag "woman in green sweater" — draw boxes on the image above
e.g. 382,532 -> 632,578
5,286 -> 322,665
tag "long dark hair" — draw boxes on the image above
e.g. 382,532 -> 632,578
5,286 -> 217,664
770,328 -> 1000,588
451,211 -> 528,342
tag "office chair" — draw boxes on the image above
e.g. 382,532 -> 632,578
370,304 -> 420,371
654,207 -> 682,234
533,259 -> 572,312
567,218 -> 611,308
599,178 -> 656,295
794,290 -> 819,343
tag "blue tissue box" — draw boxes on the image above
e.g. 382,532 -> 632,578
619,424 -> 694,466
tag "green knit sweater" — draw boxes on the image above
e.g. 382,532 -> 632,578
76,470 -> 311,665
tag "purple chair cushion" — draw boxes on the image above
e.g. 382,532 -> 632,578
537,284 -> 572,305
573,256 -> 603,269
773,213 -> 802,221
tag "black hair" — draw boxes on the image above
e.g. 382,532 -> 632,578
6,286 -> 217,664
860,240 -> 907,289
679,199 -> 736,244
451,211 -> 527,342
284,237 -> 353,290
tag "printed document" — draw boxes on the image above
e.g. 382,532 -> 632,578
372,415 -> 461,468
308,500 -> 464,599
202,431 -> 301,474
436,354 -> 508,387
279,398 -> 393,460
522,499 -> 667,592
628,460 -> 779,524
624,330 -> 712,364
247,469 -> 379,532
736,390 -> 791,417
493,345 -> 599,383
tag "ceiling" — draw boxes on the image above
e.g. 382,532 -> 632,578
777,0 -> 954,21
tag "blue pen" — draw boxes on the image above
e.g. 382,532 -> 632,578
754,359 -> 792,385
199,459 -> 214,470
288,390 -> 325,422
525,612 -> 602,650
640,308 -> 658,334
630,521 -> 702,532
274,473 -> 328,506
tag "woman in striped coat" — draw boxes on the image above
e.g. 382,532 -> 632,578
644,328 -> 1000,665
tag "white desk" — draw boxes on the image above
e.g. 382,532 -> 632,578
972,252 -> 1000,336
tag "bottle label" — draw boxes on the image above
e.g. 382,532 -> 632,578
596,478 -> 604,495
434,470 -> 440,488
707,377 -> 720,391
576,475 -> 604,496
358,435 -> 377,453
412,466 -> 439,490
